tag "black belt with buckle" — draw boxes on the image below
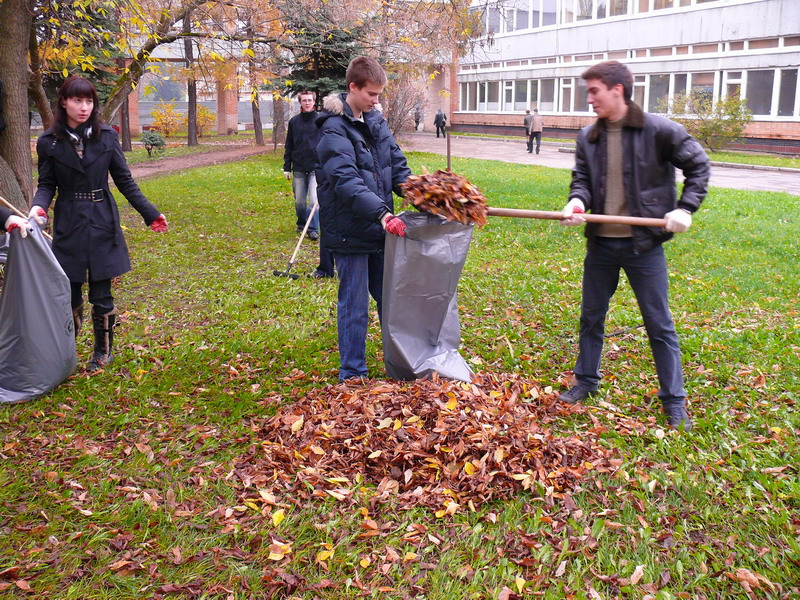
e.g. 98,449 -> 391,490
73,189 -> 105,202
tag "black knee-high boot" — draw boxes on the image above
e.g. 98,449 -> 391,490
72,300 -> 84,338
87,309 -> 116,372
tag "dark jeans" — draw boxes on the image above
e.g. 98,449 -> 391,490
71,278 -> 113,313
528,131 -> 542,153
317,243 -> 335,277
292,171 -> 319,234
574,237 -> 685,402
332,252 -> 384,381
436,126 -> 446,138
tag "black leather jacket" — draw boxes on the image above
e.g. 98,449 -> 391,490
569,102 -> 710,252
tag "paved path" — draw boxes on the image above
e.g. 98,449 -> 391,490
401,133 -> 800,197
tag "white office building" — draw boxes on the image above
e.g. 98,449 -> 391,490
452,0 -> 800,150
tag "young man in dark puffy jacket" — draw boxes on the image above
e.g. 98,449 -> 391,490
316,56 -> 412,381
283,90 -> 321,240
558,60 -> 710,431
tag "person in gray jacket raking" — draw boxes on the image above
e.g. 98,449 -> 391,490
283,90 -> 321,241
315,56 -> 411,381
558,60 -> 710,431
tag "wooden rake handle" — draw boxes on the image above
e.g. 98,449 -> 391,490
487,207 -> 667,228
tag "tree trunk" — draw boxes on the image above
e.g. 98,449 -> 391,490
271,95 -> 286,152
120,95 -> 132,152
0,0 -> 35,209
252,93 -> 264,146
184,19 -> 198,147
28,26 -> 52,129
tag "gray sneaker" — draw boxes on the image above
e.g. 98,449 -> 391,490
558,386 -> 597,404
663,401 -> 693,431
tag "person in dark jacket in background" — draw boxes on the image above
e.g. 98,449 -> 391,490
31,76 -> 168,373
558,61 -> 709,431
283,90 -> 321,241
316,56 -> 412,381
434,109 -> 447,138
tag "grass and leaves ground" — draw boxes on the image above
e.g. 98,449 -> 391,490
1,152 -> 799,599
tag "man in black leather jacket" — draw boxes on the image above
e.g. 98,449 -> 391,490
558,60 -> 710,431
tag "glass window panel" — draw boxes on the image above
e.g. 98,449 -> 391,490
729,41 -> 744,51
726,84 -> 741,99
778,69 -> 797,117
540,79 -> 556,111
648,74 -> 670,112
530,80 -> 539,109
674,73 -> 687,95
609,0 -> 627,15
750,38 -> 779,49
634,84 -> 645,107
487,81 -> 500,111
746,70 -> 774,115
504,82 -> 513,106
532,7 -> 540,27
488,7 -> 502,33
653,0 -> 671,9
578,0 -> 593,20
608,50 -> 628,59
563,0 -> 575,23
542,0 -> 557,25
638,0 -> 649,13
517,9 -> 530,29
785,36 -> 800,46
727,71 -> 742,80
676,45 -> 689,54
515,80 -> 529,111
468,82 -> 477,111
691,72 -> 715,102
575,78 -> 589,111
597,0 -> 607,18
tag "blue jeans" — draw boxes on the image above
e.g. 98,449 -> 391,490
332,252 -> 384,381
292,171 -> 318,234
574,237 -> 686,402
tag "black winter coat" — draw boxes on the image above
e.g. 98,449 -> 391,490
569,102 -> 710,253
315,94 -> 411,254
0,207 -> 11,230
283,111 -> 320,173
33,124 -> 161,283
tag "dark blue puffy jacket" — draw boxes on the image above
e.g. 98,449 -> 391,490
315,93 -> 411,254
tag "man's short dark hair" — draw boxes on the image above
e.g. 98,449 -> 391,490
298,90 -> 316,100
582,60 -> 633,102
346,56 -> 387,89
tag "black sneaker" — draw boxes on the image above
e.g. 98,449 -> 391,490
663,401 -> 693,431
309,270 -> 333,279
557,386 -> 597,404
307,231 -> 319,241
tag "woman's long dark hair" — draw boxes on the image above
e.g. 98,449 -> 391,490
52,76 -> 103,141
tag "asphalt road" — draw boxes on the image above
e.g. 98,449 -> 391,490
401,133 -> 800,197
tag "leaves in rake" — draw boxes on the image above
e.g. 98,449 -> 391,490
400,169 -> 489,226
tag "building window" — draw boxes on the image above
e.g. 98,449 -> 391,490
693,43 -> 718,54
487,81 -> 500,111
541,78 -> 556,111
724,71 -> 743,100
530,80 -> 540,109
778,69 -> 798,117
577,0 -> 593,21
728,41 -> 745,51
750,38 -> 779,50
563,0 -> 575,23
515,80 -> 529,111
648,74 -> 670,112
674,73 -> 688,96
653,0 -> 672,9
503,81 -> 513,109
488,5 -> 502,34
609,0 -> 628,16
542,0 -> 557,25
468,82 -> 477,111
576,77 -> 589,111
746,70 -> 774,115
691,72 -> 715,102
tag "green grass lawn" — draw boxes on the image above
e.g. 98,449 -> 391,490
707,151 -> 800,170
1,152 -> 798,599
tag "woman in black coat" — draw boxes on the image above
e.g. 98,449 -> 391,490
32,76 -> 168,372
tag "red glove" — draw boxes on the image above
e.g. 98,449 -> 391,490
382,214 -> 406,237
5,215 -> 31,238
150,214 -> 168,233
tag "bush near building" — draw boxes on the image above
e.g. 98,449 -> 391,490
150,101 -> 183,137
187,106 -> 216,138
140,130 -> 166,157
661,91 -> 752,153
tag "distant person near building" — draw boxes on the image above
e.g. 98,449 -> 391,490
434,109 -> 447,138
528,108 -> 543,154
558,60 -> 710,431
283,90 -> 321,241
413,106 -> 422,131
523,109 -> 533,151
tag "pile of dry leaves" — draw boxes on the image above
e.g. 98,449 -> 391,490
236,373 -> 616,512
400,169 -> 489,226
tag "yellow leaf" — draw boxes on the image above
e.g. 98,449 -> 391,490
310,445 -> 325,455
360,557 -> 371,568
368,450 -> 382,459
244,500 -> 260,511
515,576 -> 526,593
494,447 -> 506,463
403,552 -> 418,561
272,509 -> 285,527
446,396 -> 458,410
464,461 -> 476,476
291,416 -> 304,432
376,417 -> 393,429
393,418 -> 402,430
316,549 -> 332,562
405,415 -> 420,424
62,67 -> 69,77
259,490 -> 276,504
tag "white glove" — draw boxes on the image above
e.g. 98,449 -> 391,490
4,215 -> 31,238
560,198 -> 586,226
29,206 -> 48,227
664,208 -> 692,233
283,171 -> 292,181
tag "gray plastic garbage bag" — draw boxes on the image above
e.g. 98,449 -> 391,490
382,211 -> 474,382
0,223 -> 76,404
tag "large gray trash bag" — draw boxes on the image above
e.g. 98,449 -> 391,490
382,211 -> 475,382
0,223 -> 76,404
